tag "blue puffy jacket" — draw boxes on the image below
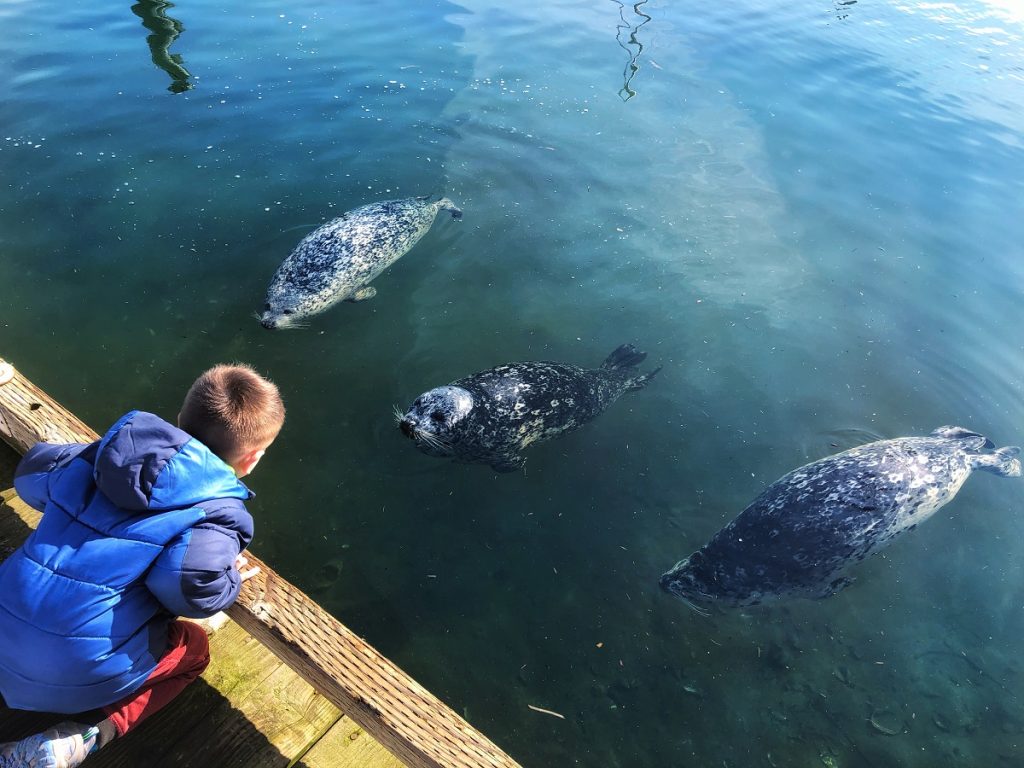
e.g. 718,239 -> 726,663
0,410 -> 253,713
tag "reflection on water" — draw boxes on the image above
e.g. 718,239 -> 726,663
834,0 -> 858,21
131,0 -> 193,93
611,0 -> 651,101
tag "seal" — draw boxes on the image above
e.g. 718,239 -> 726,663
260,195 -> 462,329
660,426 -> 1021,609
398,344 -> 661,472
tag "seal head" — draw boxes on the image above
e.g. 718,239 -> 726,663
399,386 -> 475,457
260,299 -> 301,330
659,552 -> 718,607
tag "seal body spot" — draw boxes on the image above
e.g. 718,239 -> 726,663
659,427 -> 1022,607
260,196 -> 461,329
398,344 -> 660,473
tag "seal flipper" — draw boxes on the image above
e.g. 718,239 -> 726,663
436,197 -> 462,220
601,343 -> 647,370
931,426 -> 995,449
971,446 -> 1022,477
817,575 -> 855,599
347,286 -> 377,302
627,366 -> 662,392
491,455 -> 526,473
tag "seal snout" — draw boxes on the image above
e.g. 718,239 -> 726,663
399,419 -> 417,439
260,316 -> 278,330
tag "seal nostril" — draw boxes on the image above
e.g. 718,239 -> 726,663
399,420 -> 414,438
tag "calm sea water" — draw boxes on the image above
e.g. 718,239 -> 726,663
3,1 -> 1024,765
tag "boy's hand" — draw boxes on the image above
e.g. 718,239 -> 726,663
235,554 -> 261,582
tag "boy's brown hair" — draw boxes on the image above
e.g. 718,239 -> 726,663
178,364 -> 285,462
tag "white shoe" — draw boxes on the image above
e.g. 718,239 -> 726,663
0,722 -> 97,768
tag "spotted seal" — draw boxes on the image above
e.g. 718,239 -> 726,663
398,344 -> 661,472
660,427 -> 1021,609
260,195 -> 461,329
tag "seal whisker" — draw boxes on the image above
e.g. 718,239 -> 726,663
427,431 -> 453,449
417,430 -> 452,452
392,405 -> 406,425
677,597 -> 711,617
417,431 -> 443,449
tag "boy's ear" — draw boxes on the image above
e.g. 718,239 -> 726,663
235,448 -> 266,478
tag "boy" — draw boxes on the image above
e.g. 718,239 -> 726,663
0,363 -> 285,768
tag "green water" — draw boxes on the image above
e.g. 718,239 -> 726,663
2,1 -> 1023,765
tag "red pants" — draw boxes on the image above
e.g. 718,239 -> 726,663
101,620 -> 210,736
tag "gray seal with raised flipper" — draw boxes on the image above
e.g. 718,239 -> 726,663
660,427 -> 1021,609
260,195 -> 461,329
398,344 -> 661,473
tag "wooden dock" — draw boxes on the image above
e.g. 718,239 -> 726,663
0,358 -> 522,768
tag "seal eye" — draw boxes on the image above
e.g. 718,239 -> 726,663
430,411 -> 446,423
283,309 -> 293,315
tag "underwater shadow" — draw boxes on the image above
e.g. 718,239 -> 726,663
131,0 -> 194,93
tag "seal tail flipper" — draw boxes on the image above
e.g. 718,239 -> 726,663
971,446 -> 1022,477
437,197 -> 462,219
626,366 -> 662,392
601,343 -> 647,370
931,425 -> 995,449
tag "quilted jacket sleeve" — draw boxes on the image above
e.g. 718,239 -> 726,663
145,500 -> 252,618
13,442 -> 93,512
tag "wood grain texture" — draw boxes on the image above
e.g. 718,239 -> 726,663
0,360 -> 95,451
0,356 -> 522,768
229,562 -> 519,768
297,715 -> 405,768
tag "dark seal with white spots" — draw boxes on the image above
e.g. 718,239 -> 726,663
261,195 -> 461,329
660,427 -> 1021,609
398,344 -> 661,472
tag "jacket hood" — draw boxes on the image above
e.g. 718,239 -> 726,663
93,410 -> 252,511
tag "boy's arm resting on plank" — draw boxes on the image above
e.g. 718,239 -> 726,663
13,441 -> 94,512
146,514 -> 251,619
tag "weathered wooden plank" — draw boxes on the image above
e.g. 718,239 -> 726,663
0,486 -> 40,559
155,663 -> 340,768
0,355 -> 522,768
0,442 -> 19,482
297,715 -> 405,768
228,563 -> 519,768
0,361 -> 95,450
94,622 -> 291,768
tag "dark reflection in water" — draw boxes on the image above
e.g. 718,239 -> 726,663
131,0 -> 193,93
611,0 -> 652,101
834,0 -> 858,21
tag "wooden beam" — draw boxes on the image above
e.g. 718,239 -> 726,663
0,360 -> 96,450
297,715 -> 404,768
0,357 -> 522,768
